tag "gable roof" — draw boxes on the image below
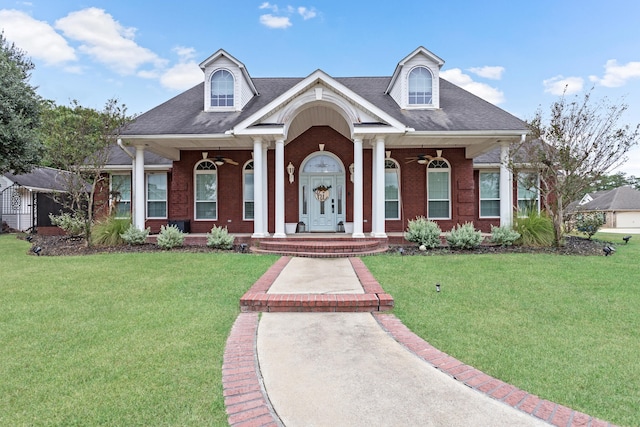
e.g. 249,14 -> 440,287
385,46 -> 445,94
3,167 -> 78,193
121,75 -> 527,137
574,186 -> 640,212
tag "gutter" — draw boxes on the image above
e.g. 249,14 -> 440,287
117,138 -> 135,160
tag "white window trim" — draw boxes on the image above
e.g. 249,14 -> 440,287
385,159 -> 401,220
146,172 -> 167,219
406,65 -> 435,109
110,173 -> 131,219
243,160 -> 254,221
479,171 -> 500,218
427,159 -> 451,220
209,68 -> 235,111
517,172 -> 541,216
194,160 -> 218,221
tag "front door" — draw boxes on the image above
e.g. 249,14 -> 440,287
309,175 -> 336,232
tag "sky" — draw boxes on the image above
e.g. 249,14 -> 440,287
2,0 -> 640,176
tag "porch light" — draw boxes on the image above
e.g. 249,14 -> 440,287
214,158 -> 225,166
287,162 -> 295,183
349,163 -> 354,182
603,246 -> 615,256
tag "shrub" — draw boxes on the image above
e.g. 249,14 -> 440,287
92,217 -> 130,246
120,223 -> 150,245
156,224 -> 185,250
206,225 -> 234,250
574,211 -> 605,240
490,225 -> 521,246
514,210 -> 555,247
446,222 -> 483,249
405,216 -> 442,249
49,212 -> 85,236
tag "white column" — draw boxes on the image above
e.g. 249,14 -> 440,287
373,137 -> 387,238
371,142 -> 377,236
252,139 -> 265,238
262,142 -> 269,236
134,146 -> 146,230
274,138 -> 286,237
499,141 -> 513,228
352,137 -> 365,238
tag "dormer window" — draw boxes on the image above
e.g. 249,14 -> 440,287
210,69 -> 234,107
408,66 -> 433,105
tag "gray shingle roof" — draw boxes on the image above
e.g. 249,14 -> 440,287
122,76 -> 527,136
3,167 -> 77,192
578,186 -> 640,211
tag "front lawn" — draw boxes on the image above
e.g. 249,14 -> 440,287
0,234 -> 277,426
363,232 -> 639,427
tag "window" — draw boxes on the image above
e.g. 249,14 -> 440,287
110,174 -> 131,218
427,159 -> 450,219
385,159 -> 400,219
147,173 -> 167,218
243,161 -> 254,220
195,160 -> 217,220
479,172 -> 500,217
517,172 -> 540,215
408,66 -> 433,105
210,69 -> 234,107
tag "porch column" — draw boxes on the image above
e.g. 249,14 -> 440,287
499,141 -> 513,228
252,139 -> 266,238
352,137 -> 365,238
371,142 -> 377,236
134,145 -> 145,230
372,136 -> 387,238
273,138 -> 286,238
262,142 -> 269,236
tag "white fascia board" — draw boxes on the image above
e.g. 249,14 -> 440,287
474,163 -> 501,169
353,126 -> 406,136
123,134 -> 232,141
233,69 -> 408,134
233,126 -> 285,137
407,130 -> 527,138
105,164 -> 170,172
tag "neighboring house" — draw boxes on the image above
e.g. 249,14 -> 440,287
569,186 -> 640,229
113,46 -> 532,237
0,167 -> 73,233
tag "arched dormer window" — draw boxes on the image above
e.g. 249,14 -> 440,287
427,158 -> 450,219
210,69 -> 234,107
195,160 -> 217,220
408,67 -> 433,105
385,159 -> 401,219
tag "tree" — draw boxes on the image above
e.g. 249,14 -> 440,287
0,32 -> 42,174
510,89 -> 640,246
584,171 -> 640,192
40,99 -> 129,246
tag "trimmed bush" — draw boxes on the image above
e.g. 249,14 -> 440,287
156,224 -> 185,250
120,224 -> 150,245
405,216 -> 442,249
574,211 -> 605,240
490,225 -> 521,246
49,212 -> 85,236
206,225 -> 234,250
514,210 -> 555,247
92,217 -> 130,246
446,222 -> 483,249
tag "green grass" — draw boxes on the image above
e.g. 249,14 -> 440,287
363,232 -> 640,427
0,234 -> 277,426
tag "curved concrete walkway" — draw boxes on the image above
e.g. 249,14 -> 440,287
223,257 -> 618,427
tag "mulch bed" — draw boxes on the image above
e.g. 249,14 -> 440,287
15,233 -> 612,257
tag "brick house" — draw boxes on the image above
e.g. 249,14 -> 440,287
114,46 -> 531,238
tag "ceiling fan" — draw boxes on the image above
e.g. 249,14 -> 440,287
213,155 -> 238,166
405,153 -> 433,164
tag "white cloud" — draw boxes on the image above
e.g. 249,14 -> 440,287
298,7 -> 317,20
543,75 -> 584,95
589,59 -> 640,88
468,66 -> 504,80
441,68 -> 505,104
259,14 -> 292,29
0,9 -> 76,65
54,7 -> 166,75
173,46 -> 197,61
160,62 -> 202,90
259,2 -> 278,11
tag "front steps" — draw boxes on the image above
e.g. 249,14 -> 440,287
251,236 -> 389,257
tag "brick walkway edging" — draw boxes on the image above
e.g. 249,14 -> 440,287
373,313 -> 618,427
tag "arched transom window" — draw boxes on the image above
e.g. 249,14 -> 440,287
195,160 -> 217,220
427,159 -> 450,219
210,69 -> 234,107
408,66 -> 433,105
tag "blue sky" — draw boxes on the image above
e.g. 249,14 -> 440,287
2,0 -> 640,176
